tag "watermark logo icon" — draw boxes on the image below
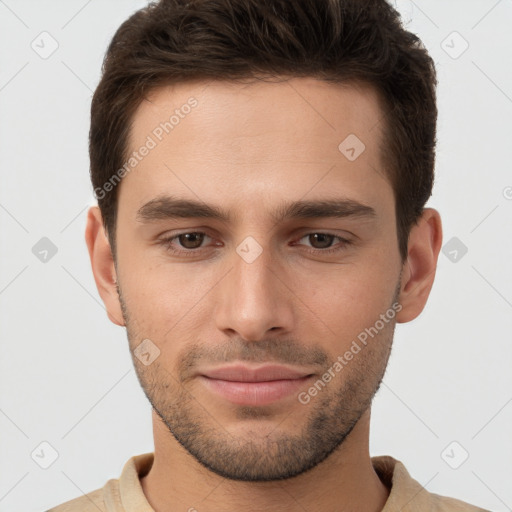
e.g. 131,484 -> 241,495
442,236 -> 468,263
441,441 -> 469,469
32,237 -> 58,263
31,441 -> 59,469
338,134 -> 366,162
441,31 -> 469,60
31,31 -> 59,60
134,339 -> 160,366
236,236 -> 263,264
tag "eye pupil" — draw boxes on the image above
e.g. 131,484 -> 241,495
179,232 -> 204,249
310,233 -> 334,249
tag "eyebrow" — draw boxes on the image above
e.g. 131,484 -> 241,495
136,195 -> 377,224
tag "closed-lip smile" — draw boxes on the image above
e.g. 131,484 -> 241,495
198,364 -> 315,406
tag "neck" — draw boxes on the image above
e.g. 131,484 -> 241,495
140,409 -> 390,512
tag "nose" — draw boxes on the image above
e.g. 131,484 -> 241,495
214,240 -> 295,342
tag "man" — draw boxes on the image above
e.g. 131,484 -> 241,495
48,0 -> 489,510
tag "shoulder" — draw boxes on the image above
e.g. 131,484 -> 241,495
45,487 -> 106,512
372,455 -> 491,512
45,478 -> 120,512
429,492 -> 491,512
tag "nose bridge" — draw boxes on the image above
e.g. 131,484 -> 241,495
235,236 -> 275,295
214,235 -> 293,340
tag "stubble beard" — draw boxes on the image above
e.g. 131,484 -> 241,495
118,283 -> 397,482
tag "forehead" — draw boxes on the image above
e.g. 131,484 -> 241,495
131,77 -> 385,155
120,77 -> 391,217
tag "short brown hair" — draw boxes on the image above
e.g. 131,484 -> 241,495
90,0 -> 437,261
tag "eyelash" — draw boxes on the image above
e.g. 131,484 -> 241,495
158,231 -> 352,257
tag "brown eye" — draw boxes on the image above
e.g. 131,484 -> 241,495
295,232 -> 352,255
159,231 -> 217,258
177,232 -> 205,249
306,233 -> 336,249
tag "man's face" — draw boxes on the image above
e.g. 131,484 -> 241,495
114,78 -> 403,481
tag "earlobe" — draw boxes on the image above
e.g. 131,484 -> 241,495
85,206 -> 125,327
396,208 -> 443,323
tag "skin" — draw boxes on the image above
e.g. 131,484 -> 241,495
86,77 -> 442,512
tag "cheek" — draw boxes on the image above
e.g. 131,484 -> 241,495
118,253 -> 217,335
118,226 -> 400,342
298,260 -> 399,345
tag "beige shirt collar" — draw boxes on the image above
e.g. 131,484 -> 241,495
102,452 -> 486,512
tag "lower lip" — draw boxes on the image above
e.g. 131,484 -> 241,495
199,375 -> 313,406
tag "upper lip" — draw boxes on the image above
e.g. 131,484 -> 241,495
200,364 -> 313,382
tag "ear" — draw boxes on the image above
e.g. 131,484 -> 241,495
85,206 -> 125,327
396,208 -> 443,323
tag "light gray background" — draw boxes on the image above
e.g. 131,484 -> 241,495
0,1 -> 511,511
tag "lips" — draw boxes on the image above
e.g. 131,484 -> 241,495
200,364 -> 312,382
198,364 -> 315,406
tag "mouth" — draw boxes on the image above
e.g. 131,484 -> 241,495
198,364 -> 315,406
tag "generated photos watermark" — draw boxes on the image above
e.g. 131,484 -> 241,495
298,301 -> 402,405
94,97 -> 198,200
